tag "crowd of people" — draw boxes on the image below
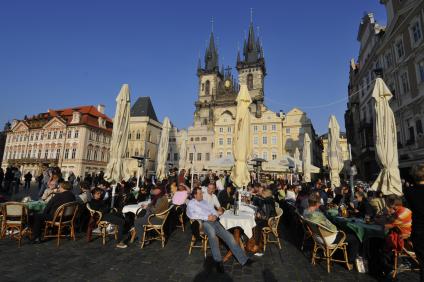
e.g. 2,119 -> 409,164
0,164 -> 423,280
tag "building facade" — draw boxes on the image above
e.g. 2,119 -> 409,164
1,105 -> 112,179
345,0 -> 424,180
319,132 -> 350,174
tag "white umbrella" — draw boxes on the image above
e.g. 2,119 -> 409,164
178,129 -> 188,171
294,147 -> 301,172
205,155 -> 235,171
328,115 -> 343,188
105,84 -> 131,182
371,78 -> 402,196
156,117 -> 171,181
302,133 -> 312,183
230,84 -> 252,188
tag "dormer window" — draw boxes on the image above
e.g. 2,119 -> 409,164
71,111 -> 81,124
98,117 -> 106,128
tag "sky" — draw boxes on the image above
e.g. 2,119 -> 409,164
0,0 -> 387,135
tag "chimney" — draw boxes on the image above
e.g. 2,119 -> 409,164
97,104 -> 105,114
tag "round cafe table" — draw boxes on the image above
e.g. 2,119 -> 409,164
122,201 -> 150,214
219,207 -> 256,262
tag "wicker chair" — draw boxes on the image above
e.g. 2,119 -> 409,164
304,218 -> 351,273
1,202 -> 30,247
86,203 -> 118,245
141,205 -> 173,248
297,213 -> 313,251
43,202 -> 79,247
188,219 -> 209,258
392,238 -> 420,279
175,205 -> 185,232
262,207 -> 283,252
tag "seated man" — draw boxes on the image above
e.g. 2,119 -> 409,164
89,188 -> 128,248
303,193 -> 359,267
186,187 -> 253,273
31,181 -> 76,243
352,191 -> 375,219
252,188 -> 276,256
202,183 -> 221,210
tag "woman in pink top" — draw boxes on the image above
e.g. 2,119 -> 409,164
172,184 -> 190,206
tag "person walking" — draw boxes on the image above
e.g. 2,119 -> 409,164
24,171 -> 32,194
13,167 -> 22,195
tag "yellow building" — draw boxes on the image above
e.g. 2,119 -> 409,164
320,132 -> 350,168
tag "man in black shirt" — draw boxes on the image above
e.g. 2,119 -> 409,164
405,164 -> 424,282
31,181 -> 75,243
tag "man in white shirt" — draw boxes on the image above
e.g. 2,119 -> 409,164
187,187 -> 253,273
215,174 -> 225,192
202,183 -> 221,210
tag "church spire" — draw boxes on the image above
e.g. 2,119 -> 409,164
204,31 -> 219,72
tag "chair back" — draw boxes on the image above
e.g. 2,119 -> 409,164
268,207 -> 283,230
304,218 -> 338,247
86,203 -> 102,224
3,202 -> 28,224
52,202 -> 79,225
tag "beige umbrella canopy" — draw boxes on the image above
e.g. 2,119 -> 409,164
230,84 -> 252,188
294,147 -> 301,172
302,133 -> 312,183
156,117 -> 171,181
328,115 -> 343,188
105,84 -> 131,182
371,78 -> 402,196
178,129 -> 188,171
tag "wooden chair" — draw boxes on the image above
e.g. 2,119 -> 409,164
43,202 -> 79,247
304,218 -> 351,273
392,238 -> 420,279
175,205 -> 185,232
188,219 -> 209,258
1,202 -> 30,247
262,207 -> 283,252
297,213 -> 313,251
86,203 -> 118,245
141,205 -> 173,248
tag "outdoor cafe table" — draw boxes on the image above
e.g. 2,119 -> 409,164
122,201 -> 150,214
326,208 -> 386,243
25,200 -> 46,213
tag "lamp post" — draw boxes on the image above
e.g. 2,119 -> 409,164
131,156 -> 148,189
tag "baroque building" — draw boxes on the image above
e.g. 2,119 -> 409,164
345,0 -> 424,180
1,105 -> 113,178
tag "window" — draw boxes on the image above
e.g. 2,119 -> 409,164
30,134 -> 33,141
286,128 -> 291,134
189,153 -> 194,162
418,60 -> 424,83
96,134 -> 99,142
38,150 -> 42,158
128,132 -> 132,140
262,136 -> 267,145
271,124 -> 276,131
411,21 -> 422,44
253,136 -> 258,145
227,127 -> 232,133
56,149 -> 60,159
227,138 -> 232,145
53,131 -> 57,139
205,153 -> 210,161
218,152 -> 223,158
385,52 -> 393,68
271,136 -> 277,145
218,138 -> 223,145
136,131 -> 141,139
417,119 -> 423,135
197,153 -> 202,161
65,148 -> 69,159
395,40 -> 405,59
71,148 -> 76,159
101,151 -> 105,161
247,74 -> 253,90
27,150 -> 31,158
35,133 -> 39,140
44,150 -> 49,159
272,152 -> 277,160
201,137 -> 207,141
262,151 -> 268,160
67,131 -> 72,138
219,127 -> 224,133
174,153 -> 178,161
226,151 -> 232,157
263,125 -> 267,131
59,131 -> 63,139
205,80 -> 210,95
47,132 -> 51,139
253,125 -> 258,132
87,149 -> 92,160
400,72 -> 410,94
74,130 -> 79,138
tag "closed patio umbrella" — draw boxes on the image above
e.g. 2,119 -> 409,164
178,129 -> 188,171
302,133 -> 312,183
328,115 -> 343,188
230,84 -> 252,188
105,84 -> 131,182
156,117 -> 171,181
371,78 -> 402,196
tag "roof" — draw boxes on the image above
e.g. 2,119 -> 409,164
20,105 -> 113,132
131,97 -> 159,122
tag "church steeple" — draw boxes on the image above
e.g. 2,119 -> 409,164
204,31 -> 219,73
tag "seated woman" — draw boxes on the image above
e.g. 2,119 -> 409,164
352,191 -> 375,218
252,188 -> 276,255
89,188 -> 128,248
40,172 -> 61,203
368,190 -> 385,216
218,185 -> 234,210
133,186 -> 169,243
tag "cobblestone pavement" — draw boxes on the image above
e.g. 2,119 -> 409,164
0,184 -> 419,281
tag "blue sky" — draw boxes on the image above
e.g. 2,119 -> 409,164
0,0 -> 386,134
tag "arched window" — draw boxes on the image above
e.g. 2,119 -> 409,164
136,130 -> 141,139
205,80 -> 210,95
247,74 -> 253,90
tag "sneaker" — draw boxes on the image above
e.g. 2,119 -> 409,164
254,252 -> 264,257
116,242 -> 128,249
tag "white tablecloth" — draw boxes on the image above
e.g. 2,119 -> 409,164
219,209 -> 256,238
122,201 -> 149,214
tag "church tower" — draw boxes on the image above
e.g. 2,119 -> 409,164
194,30 -> 223,128
236,17 -> 266,118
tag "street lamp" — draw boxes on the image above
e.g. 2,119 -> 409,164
131,156 -> 148,188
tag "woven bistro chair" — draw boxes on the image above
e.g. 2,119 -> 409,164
304,218 -> 351,273
141,205 -> 173,248
43,202 -> 79,247
1,202 -> 31,247
262,207 -> 283,252
392,238 -> 420,279
175,205 -> 186,232
86,203 -> 119,245
188,219 -> 209,258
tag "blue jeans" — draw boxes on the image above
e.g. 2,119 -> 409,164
202,220 -> 248,265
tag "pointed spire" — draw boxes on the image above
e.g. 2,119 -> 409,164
204,29 -> 219,72
197,56 -> 202,70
